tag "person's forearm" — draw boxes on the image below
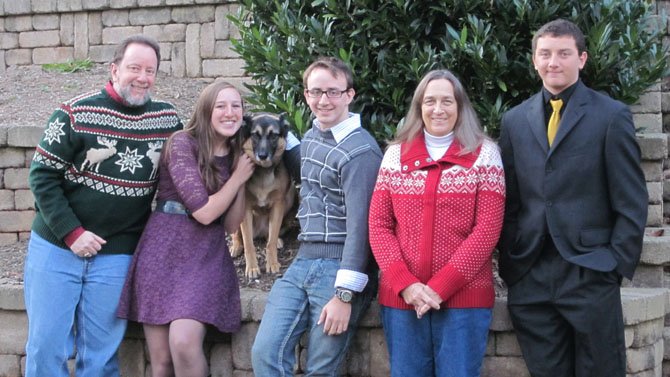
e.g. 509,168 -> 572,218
191,174 -> 246,225
223,190 -> 246,233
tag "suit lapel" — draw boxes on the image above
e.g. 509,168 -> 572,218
524,92 -> 549,154
548,81 -> 588,156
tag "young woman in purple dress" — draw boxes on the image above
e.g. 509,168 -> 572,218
118,81 -> 254,377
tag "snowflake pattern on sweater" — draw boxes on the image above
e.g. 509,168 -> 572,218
29,83 -> 183,253
33,87 -> 181,196
369,137 -> 505,310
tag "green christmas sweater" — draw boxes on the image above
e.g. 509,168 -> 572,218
29,82 -> 183,254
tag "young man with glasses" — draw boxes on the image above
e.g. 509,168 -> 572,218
252,57 -> 382,376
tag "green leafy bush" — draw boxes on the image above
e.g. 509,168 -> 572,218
229,0 -> 667,140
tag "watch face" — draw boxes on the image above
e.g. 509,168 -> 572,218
337,289 -> 353,303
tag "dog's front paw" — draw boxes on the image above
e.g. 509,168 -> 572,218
246,265 -> 261,279
230,244 -> 244,257
266,260 -> 281,274
230,231 -> 245,257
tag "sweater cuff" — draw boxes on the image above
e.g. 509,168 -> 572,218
426,264 -> 466,302
386,261 -> 421,297
64,226 -> 86,248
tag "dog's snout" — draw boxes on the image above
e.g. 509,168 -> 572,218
255,137 -> 272,161
257,149 -> 270,160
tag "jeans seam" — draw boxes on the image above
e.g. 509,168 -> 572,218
276,297 -> 309,377
79,302 -> 86,373
77,259 -> 88,375
59,347 -> 69,376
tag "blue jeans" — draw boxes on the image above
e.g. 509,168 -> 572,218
251,257 -> 375,376
23,232 -> 132,377
381,306 -> 492,377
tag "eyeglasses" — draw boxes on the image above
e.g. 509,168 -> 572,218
305,88 -> 350,98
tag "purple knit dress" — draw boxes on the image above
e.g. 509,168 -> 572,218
118,132 -> 241,333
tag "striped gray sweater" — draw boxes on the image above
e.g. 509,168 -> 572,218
296,117 -> 383,274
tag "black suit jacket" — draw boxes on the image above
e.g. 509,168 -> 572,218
498,81 -> 648,285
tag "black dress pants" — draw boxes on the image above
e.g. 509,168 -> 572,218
507,243 -> 625,377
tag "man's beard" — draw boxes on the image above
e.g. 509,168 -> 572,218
119,84 -> 151,107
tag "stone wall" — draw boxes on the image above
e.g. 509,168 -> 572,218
0,285 -> 667,377
0,126 -> 42,245
1,0 -> 670,376
0,0 -> 248,88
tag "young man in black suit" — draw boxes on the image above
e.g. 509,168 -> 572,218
498,19 -> 648,377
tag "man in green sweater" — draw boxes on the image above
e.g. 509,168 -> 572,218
24,35 -> 183,377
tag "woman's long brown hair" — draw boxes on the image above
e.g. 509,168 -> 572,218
392,69 -> 487,154
163,81 -> 244,192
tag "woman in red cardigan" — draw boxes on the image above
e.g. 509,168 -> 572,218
369,69 -> 505,377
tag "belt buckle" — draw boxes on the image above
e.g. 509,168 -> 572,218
158,200 -> 190,216
164,201 -> 186,214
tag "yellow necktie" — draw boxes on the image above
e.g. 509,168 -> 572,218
547,99 -> 563,146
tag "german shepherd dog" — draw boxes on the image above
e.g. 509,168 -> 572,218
231,112 -> 297,278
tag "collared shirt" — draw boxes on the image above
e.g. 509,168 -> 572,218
286,131 -> 301,151
542,81 -> 578,127
313,113 -> 362,143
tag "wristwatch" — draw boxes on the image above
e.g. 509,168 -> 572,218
335,288 -> 354,303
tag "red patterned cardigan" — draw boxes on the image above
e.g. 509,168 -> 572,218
369,134 -> 506,310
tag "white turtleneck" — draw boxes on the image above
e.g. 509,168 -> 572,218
424,130 -> 454,160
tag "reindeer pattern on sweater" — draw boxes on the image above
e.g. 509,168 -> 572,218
33,84 -> 180,197
29,82 -> 183,253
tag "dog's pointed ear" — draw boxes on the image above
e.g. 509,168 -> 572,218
278,112 -> 290,137
241,114 -> 253,138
